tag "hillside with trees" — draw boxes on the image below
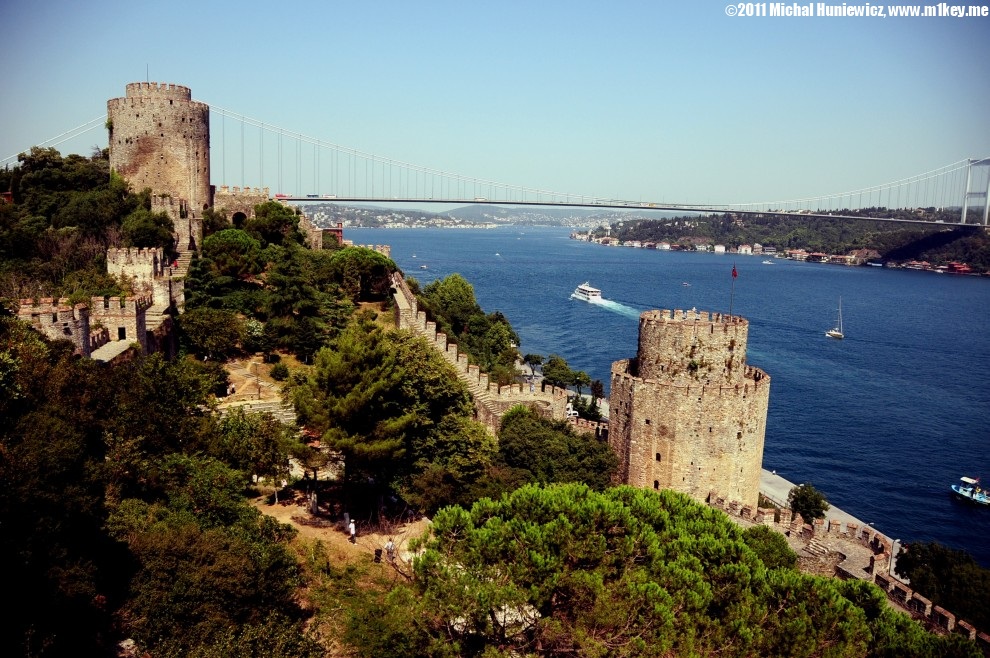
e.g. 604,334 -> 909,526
603,213 -> 990,271
1,147 -> 986,657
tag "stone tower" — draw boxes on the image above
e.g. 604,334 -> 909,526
107,82 -> 211,251
608,309 -> 771,508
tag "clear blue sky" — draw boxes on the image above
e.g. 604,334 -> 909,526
2,0 -> 988,205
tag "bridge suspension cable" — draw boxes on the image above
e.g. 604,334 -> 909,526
725,159 -> 976,214
208,104 -> 600,205
8,107 -> 989,225
1,115 -> 108,167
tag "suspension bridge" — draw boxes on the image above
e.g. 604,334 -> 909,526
4,106 -> 989,226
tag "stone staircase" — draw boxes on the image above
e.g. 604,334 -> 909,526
804,537 -> 830,558
220,399 -> 297,424
173,250 -> 194,277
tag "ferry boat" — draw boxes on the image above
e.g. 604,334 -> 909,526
571,282 -> 602,302
951,476 -> 990,506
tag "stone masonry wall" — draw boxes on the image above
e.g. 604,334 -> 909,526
89,295 -> 152,354
17,299 -> 92,356
107,82 -> 211,250
106,247 -> 183,311
213,185 -> 270,222
636,309 -> 750,385
609,309 -> 770,508
391,273 -> 578,436
17,295 -> 152,357
710,491 -> 990,651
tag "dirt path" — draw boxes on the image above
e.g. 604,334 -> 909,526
251,492 -> 430,566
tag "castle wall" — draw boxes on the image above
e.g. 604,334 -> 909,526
609,309 -> 771,508
106,247 -> 165,291
106,247 -> 183,311
89,295 -> 153,354
17,299 -> 91,356
214,186 -> 270,223
636,309 -> 749,385
17,294 -> 153,359
390,272 -> 573,435
710,492 -> 989,649
107,82 -> 211,250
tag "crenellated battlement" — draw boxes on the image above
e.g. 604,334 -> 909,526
391,272 -> 571,434
106,247 -> 165,269
709,489 -> 990,649
609,308 -> 770,508
639,308 -> 746,326
107,82 -> 210,251
89,294 -> 154,314
611,359 -> 770,398
124,81 -> 192,100
215,185 -> 270,197
17,297 -> 89,326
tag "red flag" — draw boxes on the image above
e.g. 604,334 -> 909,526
732,265 -> 738,279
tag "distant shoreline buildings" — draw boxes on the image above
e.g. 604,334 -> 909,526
569,230 -> 986,275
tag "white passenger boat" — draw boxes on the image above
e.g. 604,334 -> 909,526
571,282 -> 602,302
951,476 -> 990,506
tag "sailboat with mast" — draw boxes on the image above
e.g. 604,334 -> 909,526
825,297 -> 844,340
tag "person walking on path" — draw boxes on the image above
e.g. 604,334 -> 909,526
348,519 -> 356,544
385,538 -> 395,562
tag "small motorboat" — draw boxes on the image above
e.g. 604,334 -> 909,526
951,476 -> 990,506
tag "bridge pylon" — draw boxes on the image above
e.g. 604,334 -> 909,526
960,158 -> 990,226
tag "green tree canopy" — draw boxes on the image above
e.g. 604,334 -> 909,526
788,482 -> 830,521
343,482 -> 972,658
179,307 -> 244,361
494,405 -> 616,490
894,541 -> 990,630
201,228 -> 263,280
244,200 -> 302,247
328,246 -> 398,301
541,353 -> 575,389
291,323 -> 492,513
121,206 -> 174,249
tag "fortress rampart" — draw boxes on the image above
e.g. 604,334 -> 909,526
709,491 -> 990,650
121,82 -> 192,100
105,246 -> 183,312
17,298 -> 92,356
18,295 -> 153,358
636,309 -> 750,384
609,309 -> 770,508
214,185 -> 270,223
391,272 -> 575,435
108,82 -> 211,250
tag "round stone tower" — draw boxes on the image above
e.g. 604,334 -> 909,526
107,82 -> 211,250
608,309 -> 771,508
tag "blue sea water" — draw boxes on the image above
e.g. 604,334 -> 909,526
348,226 -> 990,567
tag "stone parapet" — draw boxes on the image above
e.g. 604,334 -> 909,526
710,489 -> 986,643
390,272 -> 578,435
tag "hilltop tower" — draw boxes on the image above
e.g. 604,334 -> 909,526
608,309 -> 771,508
107,82 -> 211,250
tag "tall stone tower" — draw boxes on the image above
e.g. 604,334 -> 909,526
608,309 -> 771,508
107,82 -> 211,251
